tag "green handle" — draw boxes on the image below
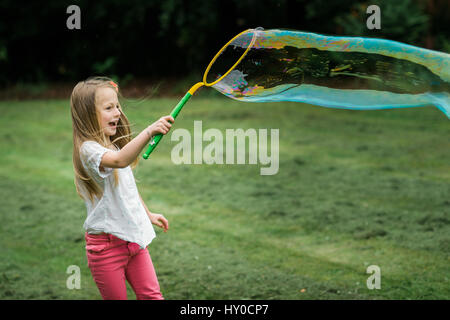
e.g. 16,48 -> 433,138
143,92 -> 192,159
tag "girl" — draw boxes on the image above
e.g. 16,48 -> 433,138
70,76 -> 174,300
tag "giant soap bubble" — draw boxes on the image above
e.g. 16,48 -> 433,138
211,28 -> 450,117
144,28 -> 449,158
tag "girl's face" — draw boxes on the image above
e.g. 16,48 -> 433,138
95,86 -> 122,137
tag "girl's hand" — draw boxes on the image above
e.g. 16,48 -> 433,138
147,115 -> 174,137
149,212 -> 169,232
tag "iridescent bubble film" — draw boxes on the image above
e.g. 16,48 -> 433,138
210,29 -> 450,118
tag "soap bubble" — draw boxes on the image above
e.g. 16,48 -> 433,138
208,28 -> 450,118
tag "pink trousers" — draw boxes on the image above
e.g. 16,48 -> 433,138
85,232 -> 163,300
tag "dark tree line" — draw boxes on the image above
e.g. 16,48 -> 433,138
0,0 -> 448,87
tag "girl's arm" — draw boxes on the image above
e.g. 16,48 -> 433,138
139,193 -> 169,232
101,115 -> 174,168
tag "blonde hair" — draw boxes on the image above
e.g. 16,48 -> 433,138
71,76 -> 139,203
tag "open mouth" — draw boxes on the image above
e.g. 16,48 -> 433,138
108,121 -> 118,129
108,121 -> 117,130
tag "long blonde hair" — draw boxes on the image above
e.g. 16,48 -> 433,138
71,76 -> 139,203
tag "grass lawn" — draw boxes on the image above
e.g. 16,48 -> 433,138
0,92 -> 449,299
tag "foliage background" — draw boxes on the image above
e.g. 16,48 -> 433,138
0,0 -> 448,88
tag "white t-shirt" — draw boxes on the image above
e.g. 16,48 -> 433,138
79,140 -> 156,249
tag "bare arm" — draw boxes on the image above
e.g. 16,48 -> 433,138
101,115 -> 174,168
139,193 -> 169,232
139,193 -> 151,214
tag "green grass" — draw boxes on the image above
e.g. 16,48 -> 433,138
0,94 -> 449,299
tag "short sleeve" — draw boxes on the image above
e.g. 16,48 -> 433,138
80,141 -> 115,180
